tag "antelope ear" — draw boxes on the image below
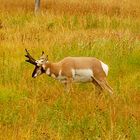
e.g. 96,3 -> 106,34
44,55 -> 48,61
41,51 -> 48,59
42,51 -> 44,55
46,55 -> 48,60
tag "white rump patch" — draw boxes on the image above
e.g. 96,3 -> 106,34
72,69 -> 93,82
100,61 -> 109,76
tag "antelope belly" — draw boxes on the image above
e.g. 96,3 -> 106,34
72,69 -> 93,82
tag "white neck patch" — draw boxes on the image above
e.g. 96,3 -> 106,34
46,68 -> 50,75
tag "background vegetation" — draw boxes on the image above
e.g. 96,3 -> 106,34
0,0 -> 140,139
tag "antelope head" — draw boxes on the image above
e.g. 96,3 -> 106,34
35,51 -> 48,66
25,49 -> 48,78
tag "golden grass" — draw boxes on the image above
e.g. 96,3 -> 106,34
1,0 -> 140,17
0,0 -> 140,139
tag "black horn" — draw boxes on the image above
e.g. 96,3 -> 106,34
25,49 -> 37,65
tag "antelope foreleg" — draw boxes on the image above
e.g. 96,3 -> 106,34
64,78 -> 73,93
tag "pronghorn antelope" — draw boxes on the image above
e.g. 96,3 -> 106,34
25,49 -> 113,94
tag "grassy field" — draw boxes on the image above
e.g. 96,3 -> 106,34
0,0 -> 140,139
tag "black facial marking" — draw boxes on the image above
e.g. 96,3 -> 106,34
32,66 -> 46,78
32,66 -> 39,78
41,67 -> 46,73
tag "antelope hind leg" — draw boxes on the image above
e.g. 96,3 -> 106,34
91,76 -> 113,95
92,77 -> 103,95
